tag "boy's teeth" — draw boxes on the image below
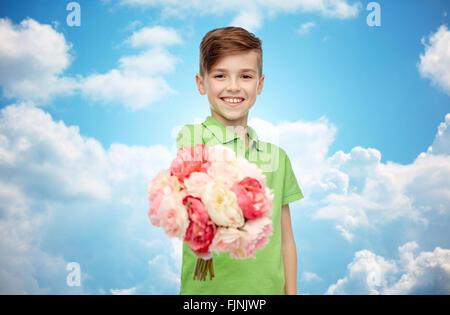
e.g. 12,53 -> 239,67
224,98 -> 243,103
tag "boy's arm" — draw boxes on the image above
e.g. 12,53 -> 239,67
281,203 -> 298,295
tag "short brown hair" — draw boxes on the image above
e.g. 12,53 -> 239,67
199,26 -> 263,77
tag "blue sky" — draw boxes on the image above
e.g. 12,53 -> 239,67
0,0 -> 449,294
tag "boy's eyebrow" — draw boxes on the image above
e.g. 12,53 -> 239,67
211,68 -> 257,73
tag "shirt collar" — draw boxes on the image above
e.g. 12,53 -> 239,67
202,115 -> 262,151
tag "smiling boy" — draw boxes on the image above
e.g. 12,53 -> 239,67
176,26 -> 304,295
197,49 -> 263,148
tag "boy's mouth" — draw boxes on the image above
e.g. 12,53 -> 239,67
220,97 -> 245,107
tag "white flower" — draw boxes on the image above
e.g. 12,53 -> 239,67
206,161 -> 240,187
201,179 -> 244,228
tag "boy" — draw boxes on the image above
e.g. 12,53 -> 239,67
176,26 -> 304,295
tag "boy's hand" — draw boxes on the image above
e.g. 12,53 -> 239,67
192,250 -> 213,260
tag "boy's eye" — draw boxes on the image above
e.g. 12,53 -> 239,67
213,74 -> 253,79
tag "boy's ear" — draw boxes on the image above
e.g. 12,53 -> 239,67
196,73 -> 206,95
256,74 -> 265,95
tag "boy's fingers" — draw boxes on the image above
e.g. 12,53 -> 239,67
192,250 -> 212,259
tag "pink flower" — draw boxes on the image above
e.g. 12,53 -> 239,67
148,188 -> 165,226
231,177 -> 271,220
183,195 -> 217,253
206,145 -> 236,163
148,144 -> 274,262
206,161 -> 241,187
159,192 -> 189,239
209,227 -> 244,253
170,144 -> 210,183
232,217 -> 273,259
184,171 -> 211,198
147,170 -> 181,226
236,157 -> 266,186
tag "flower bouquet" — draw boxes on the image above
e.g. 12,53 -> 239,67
147,144 -> 274,281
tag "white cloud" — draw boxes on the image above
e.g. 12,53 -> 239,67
1,101 -> 448,294
297,22 -> 315,35
170,238 -> 183,276
250,113 -> 450,294
320,0 -> 361,19
0,102 -> 176,293
79,27 -> 181,110
230,9 -> 263,33
127,26 -> 182,48
335,224 -> 354,242
118,48 -> 178,76
80,69 -> 175,110
117,0 -> 362,31
0,18 -> 77,102
0,174 -> 86,294
110,287 -> 137,295
326,242 -> 450,294
311,146 -> 450,233
418,25 -> 450,95
427,113 -> 450,155
251,113 -> 450,241
250,115 -> 337,193
303,271 -> 322,282
0,18 -> 180,110
0,103 -> 111,200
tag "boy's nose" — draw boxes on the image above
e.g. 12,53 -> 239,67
227,78 -> 240,91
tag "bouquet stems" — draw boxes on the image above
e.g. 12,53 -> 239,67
193,257 -> 214,281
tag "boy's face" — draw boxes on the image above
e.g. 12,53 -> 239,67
196,50 -> 264,126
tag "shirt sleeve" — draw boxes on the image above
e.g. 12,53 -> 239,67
282,152 -> 304,206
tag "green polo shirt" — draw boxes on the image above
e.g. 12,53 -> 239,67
176,115 -> 304,295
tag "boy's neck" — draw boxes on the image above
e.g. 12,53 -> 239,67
211,111 -> 249,147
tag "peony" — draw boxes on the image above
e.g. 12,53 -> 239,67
206,161 -> 241,187
206,145 -> 236,164
209,227 -> 244,253
235,156 -> 266,186
202,179 -> 244,228
148,188 -> 165,226
183,195 -> 216,253
232,216 -> 273,259
147,143 -> 276,281
159,191 -> 189,239
231,177 -> 271,220
184,171 -> 211,198
147,170 -> 181,226
170,144 -> 210,183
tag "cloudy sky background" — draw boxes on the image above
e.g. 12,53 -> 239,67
0,0 -> 449,294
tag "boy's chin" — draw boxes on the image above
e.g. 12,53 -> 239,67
211,111 -> 246,124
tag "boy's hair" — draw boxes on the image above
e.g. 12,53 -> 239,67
199,26 -> 263,77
